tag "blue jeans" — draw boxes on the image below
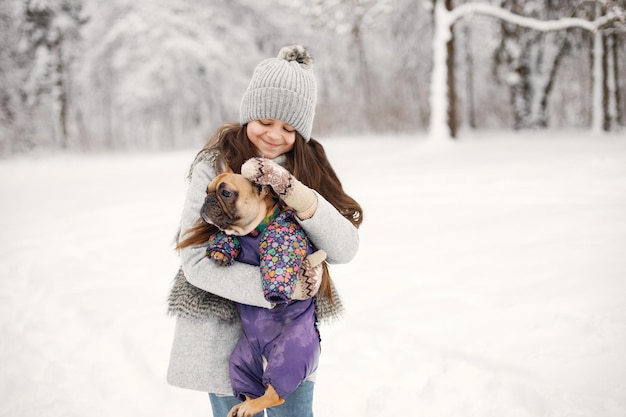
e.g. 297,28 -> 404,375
209,380 -> 315,417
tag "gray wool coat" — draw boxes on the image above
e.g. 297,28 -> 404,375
166,152 -> 360,394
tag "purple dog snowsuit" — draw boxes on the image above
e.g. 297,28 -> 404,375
207,206 -> 321,400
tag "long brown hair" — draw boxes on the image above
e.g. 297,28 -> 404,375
176,123 -> 363,304
205,122 -> 362,227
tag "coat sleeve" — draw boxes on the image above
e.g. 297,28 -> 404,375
297,191 -> 359,264
178,158 -> 271,308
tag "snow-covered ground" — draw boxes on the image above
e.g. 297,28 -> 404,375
1,131 -> 625,417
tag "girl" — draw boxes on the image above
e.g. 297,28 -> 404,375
167,44 -> 362,417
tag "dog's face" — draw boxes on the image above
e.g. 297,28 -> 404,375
201,172 -> 273,236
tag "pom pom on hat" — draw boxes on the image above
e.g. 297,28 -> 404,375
240,45 -> 317,141
277,44 -> 313,66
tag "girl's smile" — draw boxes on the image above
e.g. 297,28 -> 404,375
247,119 -> 296,159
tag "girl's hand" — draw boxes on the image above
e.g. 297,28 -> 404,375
292,250 -> 326,300
242,157 -> 318,219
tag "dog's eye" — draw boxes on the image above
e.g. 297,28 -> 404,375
220,189 -> 233,199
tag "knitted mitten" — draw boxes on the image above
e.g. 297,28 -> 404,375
241,157 -> 318,219
292,250 -> 326,300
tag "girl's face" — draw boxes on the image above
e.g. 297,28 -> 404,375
247,119 -> 296,159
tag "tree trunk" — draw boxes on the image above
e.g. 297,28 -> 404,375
604,33 -> 620,130
612,33 -> 624,127
591,3 -> 604,134
55,43 -> 69,148
463,23 -> 477,129
446,0 -> 457,138
538,35 -> 569,128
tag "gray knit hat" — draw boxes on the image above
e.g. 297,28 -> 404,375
240,45 -> 317,141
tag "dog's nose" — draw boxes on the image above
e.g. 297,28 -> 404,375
201,194 -> 219,222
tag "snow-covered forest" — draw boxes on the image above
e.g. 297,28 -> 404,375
0,0 -> 625,154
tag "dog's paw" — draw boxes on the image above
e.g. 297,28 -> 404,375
209,251 -> 231,266
228,403 -> 256,417
227,404 -> 239,417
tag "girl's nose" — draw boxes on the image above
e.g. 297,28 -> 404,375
267,125 -> 282,140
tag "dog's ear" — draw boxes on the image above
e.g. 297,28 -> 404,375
258,184 -> 272,198
215,156 -> 233,174
208,173 -> 227,193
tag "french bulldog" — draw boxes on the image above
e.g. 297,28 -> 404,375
202,170 -> 275,250
201,170 -> 329,417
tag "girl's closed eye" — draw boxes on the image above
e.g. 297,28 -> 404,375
259,119 -> 293,133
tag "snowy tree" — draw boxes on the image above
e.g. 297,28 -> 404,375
429,0 -> 625,140
431,0 -> 459,138
291,0 -> 394,132
1,0 -> 624,153
493,0 -> 578,130
0,1 -> 24,153
73,0 -> 287,150
20,0 -> 86,149
493,0 -> 626,131
589,0 -> 626,130
380,0 -> 433,131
